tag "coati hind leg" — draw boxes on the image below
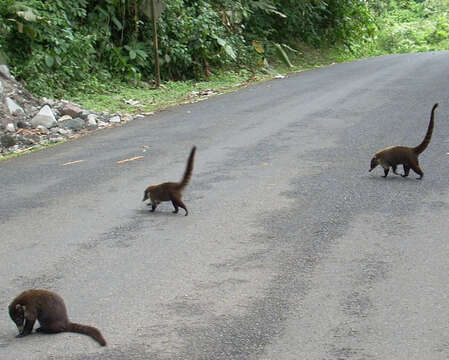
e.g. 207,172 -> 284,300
402,164 -> 410,177
171,197 -> 188,216
36,319 -> 67,333
171,199 -> 179,214
411,164 -> 424,179
36,324 -> 65,334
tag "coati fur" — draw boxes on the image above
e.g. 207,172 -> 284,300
9,289 -> 106,346
143,146 -> 196,216
369,103 -> 438,179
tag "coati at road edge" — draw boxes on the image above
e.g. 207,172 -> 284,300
143,146 -> 196,216
9,289 -> 107,346
369,103 -> 438,179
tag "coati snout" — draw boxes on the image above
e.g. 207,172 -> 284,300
369,157 -> 379,172
10,304 -> 25,332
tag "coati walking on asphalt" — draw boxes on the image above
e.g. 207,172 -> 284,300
143,146 -> 196,216
369,103 -> 438,179
9,289 -> 106,346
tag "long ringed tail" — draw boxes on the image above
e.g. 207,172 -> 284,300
177,146 -> 196,190
413,103 -> 438,155
67,322 -> 107,346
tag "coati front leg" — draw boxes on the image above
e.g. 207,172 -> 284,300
392,164 -> 400,175
411,164 -> 424,179
18,316 -> 36,337
149,197 -> 159,212
382,167 -> 389,177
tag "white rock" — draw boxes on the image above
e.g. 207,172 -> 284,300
31,105 -> 57,129
0,80 -> 3,96
6,97 -> 24,115
109,115 -> 121,123
36,125 -> 49,134
58,114 -> 73,122
0,64 -> 12,79
49,136 -> 64,143
6,123 -> 15,132
97,120 -> 108,128
87,114 -> 98,126
42,97 -> 58,106
57,128 -> 70,135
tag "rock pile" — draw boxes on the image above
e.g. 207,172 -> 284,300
0,65 -> 143,157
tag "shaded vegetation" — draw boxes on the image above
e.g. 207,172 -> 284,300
0,0 -> 448,100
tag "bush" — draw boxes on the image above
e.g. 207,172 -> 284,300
0,0 -> 419,97
374,0 -> 449,54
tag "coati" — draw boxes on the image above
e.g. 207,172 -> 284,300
143,146 -> 196,216
369,103 -> 438,179
9,289 -> 106,346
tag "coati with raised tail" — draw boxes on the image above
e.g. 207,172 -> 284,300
9,289 -> 106,346
369,103 -> 438,179
143,146 -> 196,216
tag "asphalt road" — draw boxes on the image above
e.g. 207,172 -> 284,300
1,51 -> 449,360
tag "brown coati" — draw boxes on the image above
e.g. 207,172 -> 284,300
9,289 -> 106,346
369,103 -> 438,179
143,146 -> 196,216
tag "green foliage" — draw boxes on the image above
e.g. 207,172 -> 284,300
4,0 -> 445,99
154,0 -> 246,80
0,0 -> 100,96
372,0 -> 449,54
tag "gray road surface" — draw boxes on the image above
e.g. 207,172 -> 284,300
1,51 -> 449,360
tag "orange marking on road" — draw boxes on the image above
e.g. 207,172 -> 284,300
62,160 -> 84,166
116,155 -> 144,164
